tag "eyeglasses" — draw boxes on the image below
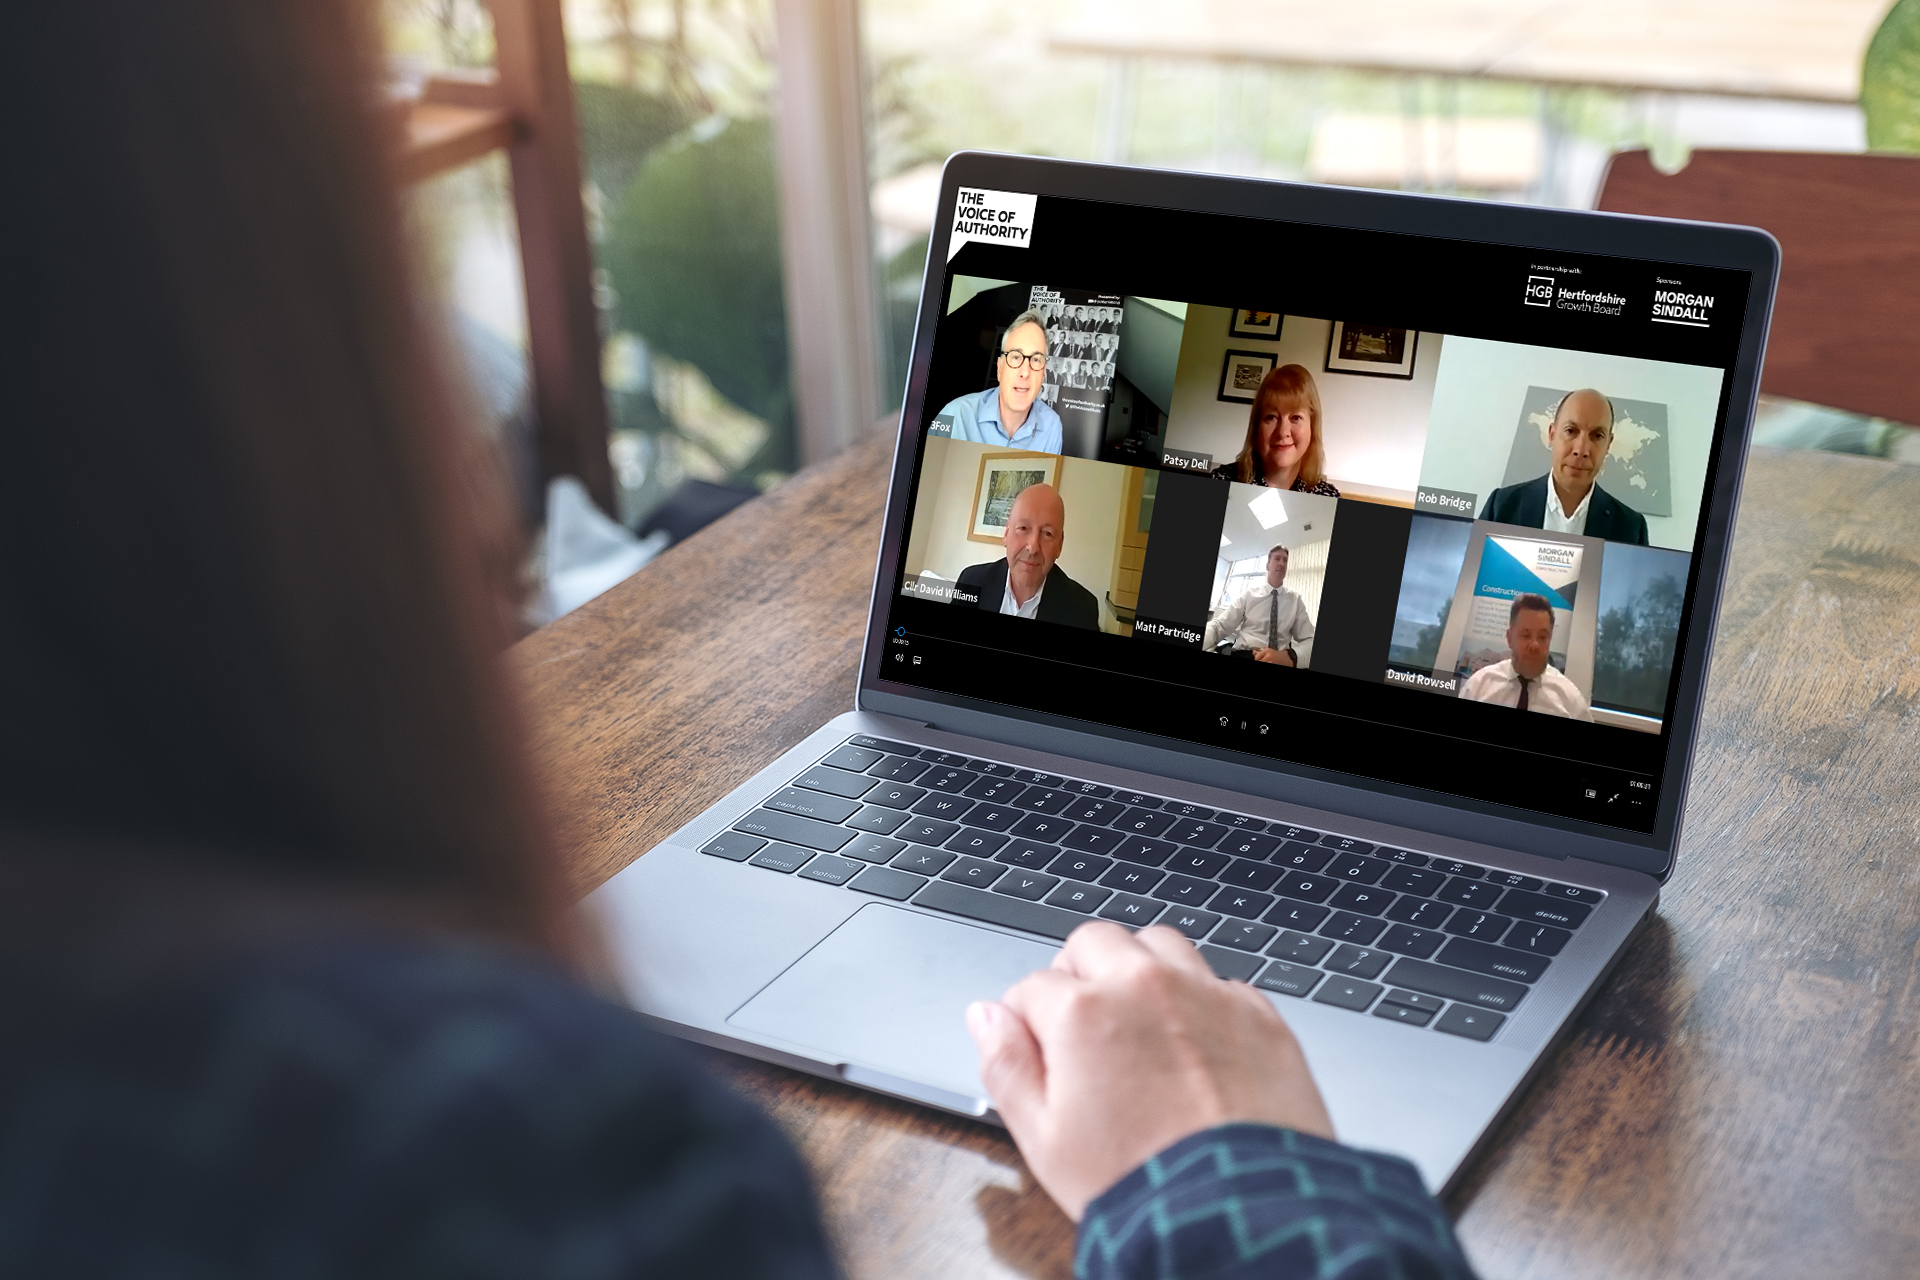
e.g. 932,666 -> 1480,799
1000,349 -> 1047,371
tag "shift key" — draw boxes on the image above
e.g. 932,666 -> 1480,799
733,808 -> 857,852
1378,957 -> 1529,1013
763,787 -> 861,823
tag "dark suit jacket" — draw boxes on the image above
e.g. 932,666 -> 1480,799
1480,474 -> 1649,545
955,559 -> 1101,630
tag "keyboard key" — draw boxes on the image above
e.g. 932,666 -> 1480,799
1272,871 -> 1339,904
1097,892 -> 1165,926
1210,919 -> 1278,952
1313,978 -> 1383,1011
1099,862 -> 1166,894
1219,859 -> 1281,891
748,843 -> 813,873
1325,944 -> 1391,980
1045,881 -> 1113,913
921,767 -> 977,792
1377,925 -> 1444,959
846,805 -> 910,835
1270,842 -> 1335,873
946,828 -> 1010,857
1012,769 -> 1066,787
1053,852 -> 1114,882
960,803 -> 1022,832
897,817 -> 960,846
765,787 -> 860,823
1199,946 -> 1263,981
1151,874 -> 1216,906
1018,787 -> 1076,814
733,809 -> 855,852
842,835 -> 906,864
1067,781 -> 1115,797
1109,790 -> 1161,808
1208,887 -> 1276,919
848,735 -> 921,755
864,754 -> 931,783
1167,820 -> 1230,848
1218,832 -> 1280,861
1319,912 -> 1387,945
1443,911 -> 1513,943
1263,900 -> 1332,932
1384,897 -> 1452,929
1435,1005 -> 1505,1041
1429,859 -> 1484,878
1496,889 -> 1594,929
1112,808 -> 1176,838
1375,847 -> 1429,866
1110,836 -> 1177,866
964,775 -> 1025,804
1063,798 -> 1126,825
1010,812 -> 1077,843
1320,835 -> 1376,855
941,856 -> 1007,888
1437,937 -> 1549,983
1162,801 -> 1214,820
821,744 -> 884,772
1324,853 -> 1387,883
1488,871 -> 1544,890
1373,1003 -> 1434,1027
1504,923 -> 1571,956
1329,884 -> 1394,916
1159,908 -> 1222,939
1543,882 -> 1604,905
1253,961 -> 1323,997
909,794 -> 971,823
969,760 -> 1015,777
1381,866 -> 1447,896
864,781 -> 927,809
1168,849 -> 1230,879
1379,958 -> 1528,1012
1437,878 -> 1504,909
799,854 -> 864,885
995,840 -> 1060,870
795,766 -> 878,800
995,870 -> 1060,901
919,751 -> 972,768
891,845 -> 956,875
1272,825 -> 1322,843
1062,827 -> 1126,856
1265,929 -> 1335,965
1218,813 -> 1267,831
701,832 -> 765,862
1380,988 -> 1444,1012
911,880 -> 1078,939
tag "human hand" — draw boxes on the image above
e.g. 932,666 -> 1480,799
1252,646 -> 1296,666
965,921 -> 1334,1221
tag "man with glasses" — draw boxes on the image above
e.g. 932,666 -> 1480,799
932,310 -> 1064,454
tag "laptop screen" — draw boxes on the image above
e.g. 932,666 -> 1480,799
880,185 -> 1753,836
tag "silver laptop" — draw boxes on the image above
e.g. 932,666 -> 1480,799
587,152 -> 1776,1194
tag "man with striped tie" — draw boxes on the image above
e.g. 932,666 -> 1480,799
1204,544 -> 1313,667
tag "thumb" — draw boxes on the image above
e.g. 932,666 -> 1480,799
967,999 -> 1045,1128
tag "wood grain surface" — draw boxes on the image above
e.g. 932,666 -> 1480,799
510,432 -> 1920,1279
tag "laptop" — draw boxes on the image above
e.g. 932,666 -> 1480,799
587,151 -> 1777,1194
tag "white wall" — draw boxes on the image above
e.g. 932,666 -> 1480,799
1162,306 -> 1441,501
1420,336 -> 1724,552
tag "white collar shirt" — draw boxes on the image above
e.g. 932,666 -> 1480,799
1204,581 -> 1314,653
1458,659 -> 1594,720
1001,572 -> 1046,619
1542,481 -> 1594,536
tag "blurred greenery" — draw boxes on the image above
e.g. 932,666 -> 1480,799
1864,0 -> 1920,152
1593,574 -> 1683,717
602,115 -> 794,474
574,81 -> 695,207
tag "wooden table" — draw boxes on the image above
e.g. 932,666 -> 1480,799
512,427 -> 1920,1279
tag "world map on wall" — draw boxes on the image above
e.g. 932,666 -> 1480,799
1501,386 -> 1672,517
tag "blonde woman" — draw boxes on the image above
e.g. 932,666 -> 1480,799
1211,363 -> 1340,495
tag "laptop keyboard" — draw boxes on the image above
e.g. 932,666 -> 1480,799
703,735 -> 1605,1044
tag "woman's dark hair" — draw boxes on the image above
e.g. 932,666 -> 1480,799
1,1 -> 565,949
1227,364 -> 1327,487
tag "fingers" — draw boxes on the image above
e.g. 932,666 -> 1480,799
1050,920 -> 1143,978
1132,924 -> 1215,976
967,1000 -> 1046,1131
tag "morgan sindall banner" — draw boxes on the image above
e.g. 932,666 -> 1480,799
1457,535 -> 1582,677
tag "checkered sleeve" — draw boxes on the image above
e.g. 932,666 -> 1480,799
1075,1124 -> 1478,1280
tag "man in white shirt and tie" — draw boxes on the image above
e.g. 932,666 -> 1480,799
1204,545 -> 1313,666
1458,593 -> 1594,719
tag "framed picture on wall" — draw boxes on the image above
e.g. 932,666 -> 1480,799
1325,322 -> 1418,378
1217,349 -> 1276,403
1228,309 -> 1282,339
970,451 -> 1061,543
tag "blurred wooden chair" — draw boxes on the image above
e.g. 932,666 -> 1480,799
1596,149 -> 1920,426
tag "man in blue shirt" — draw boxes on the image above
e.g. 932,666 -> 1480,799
932,309 -> 1066,454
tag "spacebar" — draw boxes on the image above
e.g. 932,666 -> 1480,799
911,881 -> 1080,941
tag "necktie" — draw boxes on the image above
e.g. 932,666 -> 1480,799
1268,591 -> 1278,650
1517,675 -> 1530,712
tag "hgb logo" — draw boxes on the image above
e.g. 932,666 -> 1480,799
1524,275 -> 1555,307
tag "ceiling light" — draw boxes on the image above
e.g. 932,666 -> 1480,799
1249,488 -> 1288,530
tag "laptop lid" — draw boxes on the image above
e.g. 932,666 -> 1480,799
857,152 -> 1778,882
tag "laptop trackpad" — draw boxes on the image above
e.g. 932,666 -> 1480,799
727,903 -> 1058,1112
